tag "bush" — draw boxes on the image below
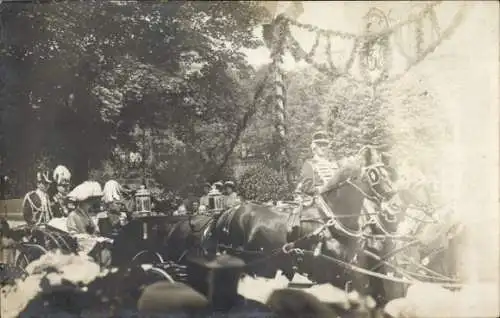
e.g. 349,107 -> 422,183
238,164 -> 292,203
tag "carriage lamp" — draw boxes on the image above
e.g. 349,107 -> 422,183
135,188 -> 152,214
208,186 -> 225,212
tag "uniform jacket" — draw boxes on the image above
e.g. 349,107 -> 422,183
22,189 -> 53,225
296,155 -> 340,196
51,192 -> 69,218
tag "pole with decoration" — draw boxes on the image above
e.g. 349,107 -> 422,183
262,2 -> 304,187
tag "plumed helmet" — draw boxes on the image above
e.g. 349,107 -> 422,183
102,180 -> 123,203
36,171 -> 53,184
67,181 -> 103,202
53,165 -> 71,185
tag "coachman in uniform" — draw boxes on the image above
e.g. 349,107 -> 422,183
22,170 -> 54,225
295,131 -> 340,200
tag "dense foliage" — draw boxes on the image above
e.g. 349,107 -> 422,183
0,1 -> 269,200
238,164 -> 292,203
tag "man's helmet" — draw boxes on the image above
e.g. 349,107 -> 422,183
36,171 -> 53,184
53,165 -> 71,185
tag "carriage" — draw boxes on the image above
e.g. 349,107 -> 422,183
0,185 -> 227,285
0,188 -> 186,285
1,161 -> 464,305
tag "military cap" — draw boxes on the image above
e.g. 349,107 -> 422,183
312,131 -> 330,144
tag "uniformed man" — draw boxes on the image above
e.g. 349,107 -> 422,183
295,131 -> 340,200
51,165 -> 72,217
223,181 -> 241,209
22,170 -> 54,225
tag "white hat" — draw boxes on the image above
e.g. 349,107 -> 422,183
67,181 -> 103,202
53,165 -> 71,185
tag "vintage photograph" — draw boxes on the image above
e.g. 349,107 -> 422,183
0,1 -> 498,317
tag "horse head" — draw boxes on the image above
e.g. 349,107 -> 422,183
318,145 -> 398,234
357,145 -> 397,203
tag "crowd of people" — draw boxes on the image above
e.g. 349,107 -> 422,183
173,180 -> 242,216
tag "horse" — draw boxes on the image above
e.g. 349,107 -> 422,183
389,181 -> 465,285
154,146 -> 399,301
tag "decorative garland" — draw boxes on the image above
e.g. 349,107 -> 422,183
275,1 -> 465,88
262,2 -> 465,180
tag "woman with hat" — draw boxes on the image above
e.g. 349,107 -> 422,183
22,170 -> 54,225
51,165 -> 72,218
66,181 -> 103,235
223,181 -> 241,209
66,181 -> 112,266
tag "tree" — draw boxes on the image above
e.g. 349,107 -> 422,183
0,1 -> 270,195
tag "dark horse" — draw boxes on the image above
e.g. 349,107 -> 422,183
153,146 -> 399,299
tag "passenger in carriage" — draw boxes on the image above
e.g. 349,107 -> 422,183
102,180 -> 135,229
223,181 -> 241,209
66,181 -> 112,266
66,181 -> 102,235
22,170 -> 54,225
51,165 -> 72,218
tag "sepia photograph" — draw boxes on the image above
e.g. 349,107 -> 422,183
0,1 -> 498,317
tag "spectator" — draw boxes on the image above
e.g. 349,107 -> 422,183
173,199 -> 189,216
223,181 -> 241,209
199,182 -> 211,209
192,201 -> 200,214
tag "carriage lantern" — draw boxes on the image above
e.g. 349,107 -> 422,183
135,187 -> 151,214
208,186 -> 225,212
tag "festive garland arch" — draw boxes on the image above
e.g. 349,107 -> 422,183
260,1 -> 466,179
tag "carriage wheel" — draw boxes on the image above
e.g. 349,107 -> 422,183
142,266 -> 175,284
131,250 -> 164,267
14,244 -> 47,272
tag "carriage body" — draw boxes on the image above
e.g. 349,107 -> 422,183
110,214 -> 190,282
4,223 -> 79,274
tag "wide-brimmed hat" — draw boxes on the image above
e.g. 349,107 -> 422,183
67,181 -> 103,202
213,181 -> 223,188
224,181 -> 235,190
